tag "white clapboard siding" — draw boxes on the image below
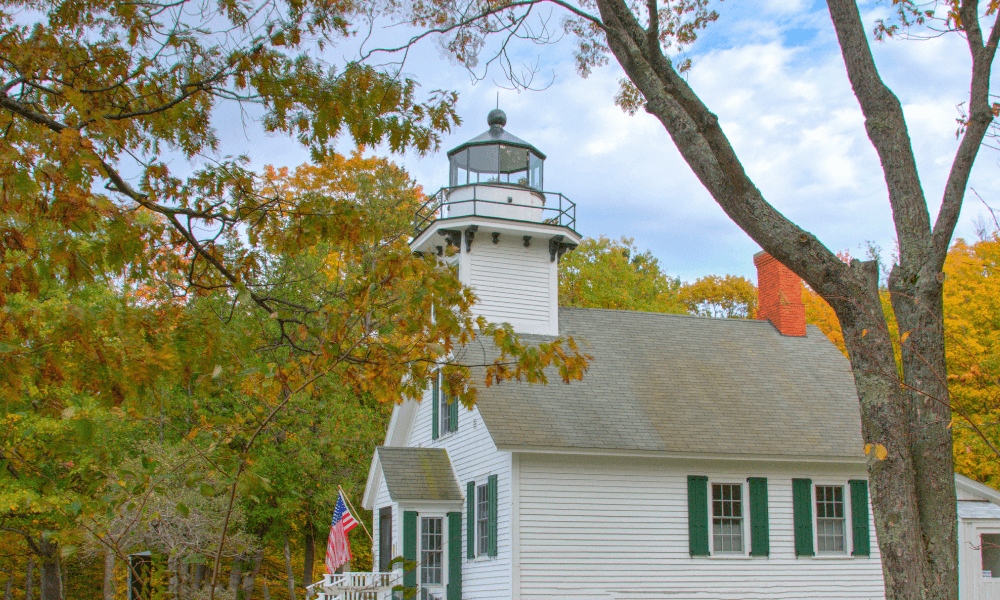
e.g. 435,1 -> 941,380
370,471 -> 397,574
468,235 -> 553,331
405,387 -> 514,600
517,454 -> 884,600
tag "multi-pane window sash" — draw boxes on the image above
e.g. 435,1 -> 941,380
712,483 -> 743,553
816,485 -> 846,553
420,588 -> 444,600
477,484 -> 490,556
420,518 -> 443,585
436,373 -> 457,437
440,388 -> 451,434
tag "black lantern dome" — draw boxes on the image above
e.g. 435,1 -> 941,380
447,110 -> 545,190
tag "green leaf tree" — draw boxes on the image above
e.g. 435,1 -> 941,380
677,275 -> 757,319
558,236 -> 685,313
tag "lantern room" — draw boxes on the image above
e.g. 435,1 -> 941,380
447,109 -> 544,190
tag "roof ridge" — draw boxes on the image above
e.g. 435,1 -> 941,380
558,305 -> 774,325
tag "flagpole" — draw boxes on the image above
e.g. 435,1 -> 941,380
338,485 -> 374,543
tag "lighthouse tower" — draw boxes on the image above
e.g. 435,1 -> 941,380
411,110 -> 581,335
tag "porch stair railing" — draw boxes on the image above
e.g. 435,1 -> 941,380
308,571 -> 399,600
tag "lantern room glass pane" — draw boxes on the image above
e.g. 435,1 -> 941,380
529,152 -> 543,190
469,145 -> 498,178
449,144 -> 544,189
498,144 -> 529,174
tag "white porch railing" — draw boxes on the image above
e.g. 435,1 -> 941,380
980,575 -> 1000,599
308,571 -> 400,600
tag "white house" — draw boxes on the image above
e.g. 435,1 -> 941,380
313,111 -> 1000,600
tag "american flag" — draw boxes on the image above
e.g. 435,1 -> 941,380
325,492 -> 358,573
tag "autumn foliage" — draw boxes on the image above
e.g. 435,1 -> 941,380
799,238 -> 1000,488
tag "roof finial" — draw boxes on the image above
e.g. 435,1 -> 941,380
487,108 -> 507,130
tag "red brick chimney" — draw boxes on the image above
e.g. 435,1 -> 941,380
754,251 -> 806,337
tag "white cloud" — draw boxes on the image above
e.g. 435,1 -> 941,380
763,0 -> 809,15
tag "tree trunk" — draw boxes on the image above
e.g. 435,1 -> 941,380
262,578 -> 270,600
181,563 -> 193,599
168,553 -> 182,599
282,534 -> 296,600
228,558 -> 243,598
240,549 -> 264,600
888,268 -> 958,596
820,262 -> 958,600
103,548 -> 115,600
5,575 -> 13,600
37,540 -> 60,600
25,558 -> 34,600
195,563 -> 206,591
582,0 -> 979,595
302,524 -> 314,588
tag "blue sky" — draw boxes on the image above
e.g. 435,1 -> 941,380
210,0 -> 1000,282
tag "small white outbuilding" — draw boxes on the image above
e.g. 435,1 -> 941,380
958,473 -> 1000,600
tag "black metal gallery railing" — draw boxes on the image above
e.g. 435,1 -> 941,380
413,184 -> 577,236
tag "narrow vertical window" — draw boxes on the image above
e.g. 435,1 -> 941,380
712,483 -> 744,553
815,485 -> 846,553
437,374 -> 457,435
440,384 -> 451,436
476,484 -> 490,556
420,517 -> 443,599
431,376 -> 439,441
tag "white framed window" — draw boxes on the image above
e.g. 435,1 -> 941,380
815,484 -> 847,553
710,482 -> 746,554
476,483 -> 490,556
420,517 -> 444,600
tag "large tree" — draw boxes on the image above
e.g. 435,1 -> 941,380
388,0 -> 1000,598
0,3 -> 591,596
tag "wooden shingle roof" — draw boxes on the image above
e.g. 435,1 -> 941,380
469,307 -> 864,460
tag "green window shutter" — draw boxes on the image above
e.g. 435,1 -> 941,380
403,510 -> 417,591
850,480 -> 871,556
488,474 -> 498,557
466,482 -> 475,559
687,475 -> 709,556
432,375 -> 439,440
449,395 -> 459,432
447,512 -> 462,600
792,478 -> 814,557
747,477 -> 769,557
